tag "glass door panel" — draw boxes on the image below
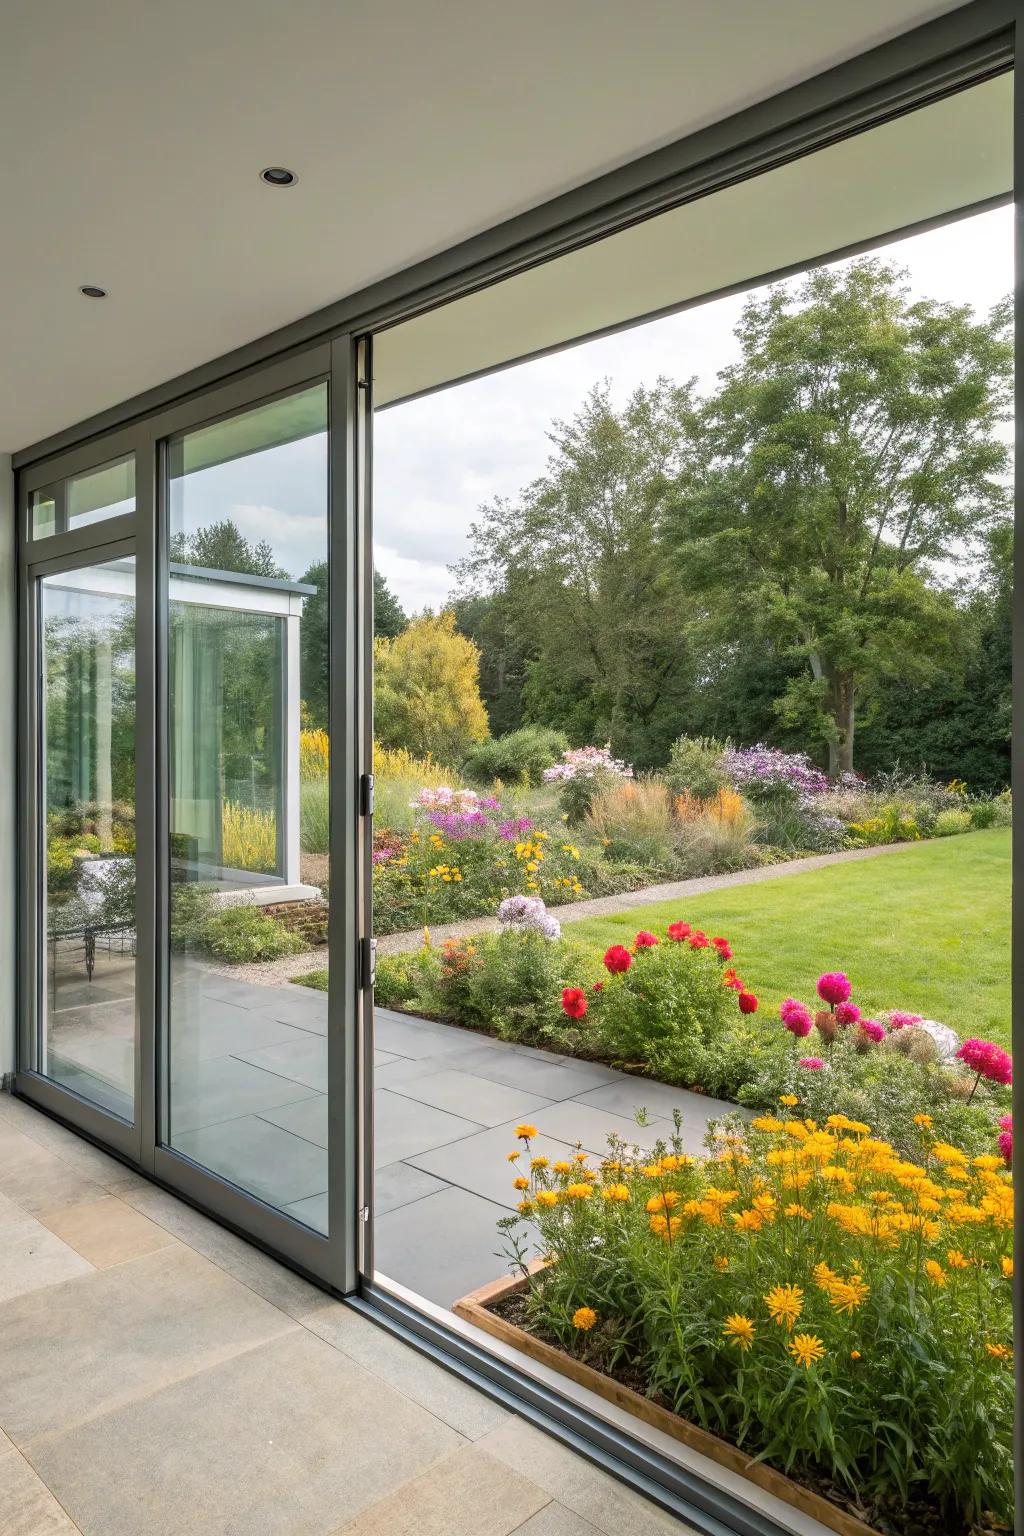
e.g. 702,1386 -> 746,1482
39,557 -> 137,1120
163,382 -> 331,1229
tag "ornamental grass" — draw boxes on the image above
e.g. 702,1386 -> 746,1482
501,1109 -> 1013,1529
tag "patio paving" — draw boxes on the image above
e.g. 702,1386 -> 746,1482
41,955 -> 737,1310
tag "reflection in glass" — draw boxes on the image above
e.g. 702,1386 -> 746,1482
32,456 -> 136,540
165,383 -> 330,1231
40,560 -> 137,1118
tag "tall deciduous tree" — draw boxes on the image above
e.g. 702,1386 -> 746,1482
667,262 -> 1012,774
374,610 -> 489,764
298,563 -> 407,728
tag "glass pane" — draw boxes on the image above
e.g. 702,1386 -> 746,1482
40,559 -> 136,1119
165,382 -> 330,1230
32,456 -> 136,539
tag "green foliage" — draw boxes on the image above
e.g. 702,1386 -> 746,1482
198,902 -> 306,963
664,735 -> 728,799
291,968 -> 329,993
587,940 -> 736,1085
169,883 -> 218,949
373,567 -> 407,639
374,611 -> 490,765
934,808 -> 973,837
299,565 -> 406,729
848,804 -> 922,847
300,781 -> 331,854
968,799 -> 997,830
170,518 -> 288,578
372,949 -> 427,1009
462,726 -> 568,787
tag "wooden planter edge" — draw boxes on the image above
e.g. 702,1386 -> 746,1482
453,1271 -> 881,1536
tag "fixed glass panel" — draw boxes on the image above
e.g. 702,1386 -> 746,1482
39,558 -> 137,1119
164,382 -> 330,1229
31,456 -> 136,539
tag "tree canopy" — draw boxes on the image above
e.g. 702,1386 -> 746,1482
374,610 -> 489,765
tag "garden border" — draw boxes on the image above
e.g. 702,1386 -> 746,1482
455,1269 -> 881,1536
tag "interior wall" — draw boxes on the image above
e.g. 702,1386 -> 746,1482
0,455 -> 15,1079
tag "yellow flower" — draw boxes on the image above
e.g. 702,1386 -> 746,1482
531,1157 -> 549,1170
646,1191 -> 680,1214
850,1350 -> 862,1361
924,1259 -> 946,1287
552,1161 -> 572,1175
572,1307 -> 597,1331
752,1193 -> 778,1222
779,1094 -> 799,1107
641,1163 -> 663,1179
601,1183 -> 630,1203
783,1203 -> 813,1220
946,1250 -> 971,1270
535,1190 -> 559,1207
752,1116 -> 786,1133
722,1314 -> 756,1351
649,1213 -> 682,1240
731,1208 -> 763,1233
713,1255 -> 730,1271
764,1284 -> 804,1330
932,1142 -> 968,1165
517,1199 -> 533,1214
515,1124 -> 538,1140
788,1333 -> 826,1369
506,1151 -> 521,1163
913,1113 -> 933,1129
973,1154 -> 1004,1172
829,1275 -> 870,1315
1002,1256 -> 1014,1279
512,1177 -> 530,1191
573,1151 -> 589,1164
985,1341 -> 1012,1360
565,1183 -> 593,1200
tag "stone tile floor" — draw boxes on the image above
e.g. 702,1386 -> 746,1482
42,958 -> 734,1309
0,1089 -> 701,1536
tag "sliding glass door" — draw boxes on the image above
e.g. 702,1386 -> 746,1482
17,340 -> 370,1289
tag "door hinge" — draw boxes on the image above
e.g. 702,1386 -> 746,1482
359,936 -> 377,991
359,1205 -> 370,1224
360,772 -> 374,816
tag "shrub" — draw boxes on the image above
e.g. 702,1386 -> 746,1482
374,948 -> 430,1009
991,790 -> 1012,828
544,745 -> 634,825
299,727 -> 329,782
199,902 -> 305,963
300,782 -> 330,854
291,969 -> 328,992
462,726 -> 569,787
169,883 -> 218,949
46,836 -> 82,895
664,735 -> 728,799
222,801 -> 277,873
671,801 -> 759,877
374,611 -> 489,764
848,803 -> 922,846
968,799 -> 997,830
505,1113 -> 1013,1531
934,808 -> 973,837
586,780 -> 675,870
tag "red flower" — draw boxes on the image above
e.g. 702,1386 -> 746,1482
561,987 -> 588,1019
635,930 -> 659,949
603,944 -> 633,974
722,967 -> 744,991
592,981 -> 604,993
667,921 -> 691,942
688,931 -> 710,949
712,936 -> 733,960
738,992 -> 758,1015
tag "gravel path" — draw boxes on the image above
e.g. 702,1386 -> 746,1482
212,839 -> 914,986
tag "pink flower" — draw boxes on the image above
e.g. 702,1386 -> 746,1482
634,931 -> 659,949
817,972 -> 851,1007
667,921 -> 691,941
712,936 -> 733,961
835,1002 -> 861,1026
603,944 -> 632,974
957,1038 -> 1013,1086
799,1056 -> 825,1070
858,1019 -> 885,1044
889,1010 -> 923,1030
998,1129 -> 1013,1167
688,931 -> 710,949
1000,1114 -> 1013,1130
738,992 -> 758,1015
780,999 -> 814,1038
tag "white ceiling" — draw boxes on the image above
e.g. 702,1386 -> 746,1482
2,0 -> 970,453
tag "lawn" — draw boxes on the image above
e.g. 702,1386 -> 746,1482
568,828 -> 1011,1046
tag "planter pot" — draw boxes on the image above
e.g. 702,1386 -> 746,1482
455,1270 -> 882,1536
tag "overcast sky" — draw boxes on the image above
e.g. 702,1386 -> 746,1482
373,203 -> 1013,615
175,204 -> 1012,603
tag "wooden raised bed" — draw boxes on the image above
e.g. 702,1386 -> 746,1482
455,1270 -> 881,1536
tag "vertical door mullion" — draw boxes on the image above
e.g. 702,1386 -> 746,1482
135,425 -> 158,1171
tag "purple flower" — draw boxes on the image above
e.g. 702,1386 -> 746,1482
498,894 -> 561,941
499,816 -> 533,841
722,745 -> 828,802
372,847 -> 394,865
478,796 -> 503,811
426,810 -> 489,839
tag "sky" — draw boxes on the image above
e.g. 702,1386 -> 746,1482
173,203 -> 1013,605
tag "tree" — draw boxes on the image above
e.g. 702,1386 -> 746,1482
667,262 -> 1012,773
374,568 -> 407,638
170,518 -> 289,578
454,381 -> 701,768
374,610 -> 489,764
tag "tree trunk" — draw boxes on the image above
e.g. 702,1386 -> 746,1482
829,675 -> 855,776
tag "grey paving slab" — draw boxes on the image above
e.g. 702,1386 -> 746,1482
528,1101 -> 672,1157
373,1090 -> 484,1165
374,1160 -> 449,1216
373,1185 -> 522,1309
574,1077 -> 736,1135
234,1033 -> 328,1092
258,1092 -> 328,1149
283,1190 -> 328,1233
373,1010 -> 476,1060
29,1329 -> 462,1536
166,1055 -> 319,1134
248,988 -> 331,1029
170,1002 -> 306,1061
431,1041 -> 624,1099
384,1068 -> 555,1128
407,1125 -> 588,1211
170,1114 -> 327,1208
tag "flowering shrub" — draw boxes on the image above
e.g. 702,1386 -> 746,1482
544,744 -> 634,824
498,895 -> 561,941
722,745 -> 829,800
502,1113 -> 1013,1529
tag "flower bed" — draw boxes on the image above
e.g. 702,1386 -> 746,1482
475,1113 -> 1013,1534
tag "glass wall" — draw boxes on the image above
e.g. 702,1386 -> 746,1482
39,557 -> 137,1119
31,456 -> 136,540
163,382 -> 332,1229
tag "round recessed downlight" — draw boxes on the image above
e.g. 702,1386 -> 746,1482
260,166 -> 297,187
79,285 -> 107,298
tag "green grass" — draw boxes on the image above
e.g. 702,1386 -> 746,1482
569,828 -> 1011,1046
292,969 -> 328,991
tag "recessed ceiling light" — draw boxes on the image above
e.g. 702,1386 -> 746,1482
260,166 -> 297,187
79,285 -> 107,299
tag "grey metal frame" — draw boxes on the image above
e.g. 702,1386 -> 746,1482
9,0 -> 1019,1528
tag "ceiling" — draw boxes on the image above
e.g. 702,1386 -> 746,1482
1,0 -> 973,453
